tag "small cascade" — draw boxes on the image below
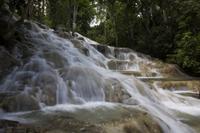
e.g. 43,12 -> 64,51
56,77 -> 68,104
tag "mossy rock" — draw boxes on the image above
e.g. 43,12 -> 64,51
0,93 -> 40,112
43,50 -> 69,68
104,78 -> 131,103
0,47 -> 19,81
71,39 -> 89,56
0,105 -> 163,133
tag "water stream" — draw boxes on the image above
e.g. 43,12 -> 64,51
0,22 -> 200,133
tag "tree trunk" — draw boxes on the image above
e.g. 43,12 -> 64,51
72,5 -> 77,33
26,0 -> 34,19
42,0 -> 45,16
72,0 -> 78,34
67,0 -> 72,31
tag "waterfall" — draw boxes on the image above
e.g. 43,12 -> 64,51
0,21 -> 200,133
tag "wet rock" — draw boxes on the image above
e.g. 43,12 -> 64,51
0,118 -> 105,133
56,31 -> 73,39
71,39 -> 89,56
123,123 -> 141,133
0,119 -> 46,133
0,93 -> 40,112
43,50 -> 69,68
92,44 -> 112,58
107,60 -> 136,70
77,37 -> 85,41
123,98 -> 139,105
31,71 -> 58,105
104,79 -> 131,103
0,104 -> 163,133
104,111 -> 163,133
0,91 -> 20,100
129,54 -> 136,61
53,25 -> 73,39
160,64 -> 186,77
1,64 -> 65,111
0,47 -> 19,80
58,66 -> 105,102
80,127 -> 86,132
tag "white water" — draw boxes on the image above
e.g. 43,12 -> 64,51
0,22 -> 200,133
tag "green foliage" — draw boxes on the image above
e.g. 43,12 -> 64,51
174,32 -> 200,75
171,0 -> 200,76
88,0 -> 200,76
5,0 -> 200,76
87,23 -> 107,44
76,0 -> 95,35
48,0 -> 72,29
47,0 -> 95,34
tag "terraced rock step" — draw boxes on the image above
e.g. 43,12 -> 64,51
107,59 -> 140,71
173,90 -> 200,99
137,77 -> 200,81
113,70 -> 142,76
108,59 -> 135,63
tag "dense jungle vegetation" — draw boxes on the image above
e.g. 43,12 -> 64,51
1,0 -> 200,76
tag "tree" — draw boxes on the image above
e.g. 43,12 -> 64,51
169,0 -> 200,76
4,0 -> 200,76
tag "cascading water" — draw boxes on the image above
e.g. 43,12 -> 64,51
0,21 -> 200,133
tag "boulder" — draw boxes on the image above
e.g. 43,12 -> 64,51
0,93 -> 40,112
71,39 -> 89,56
104,78 -> 131,103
